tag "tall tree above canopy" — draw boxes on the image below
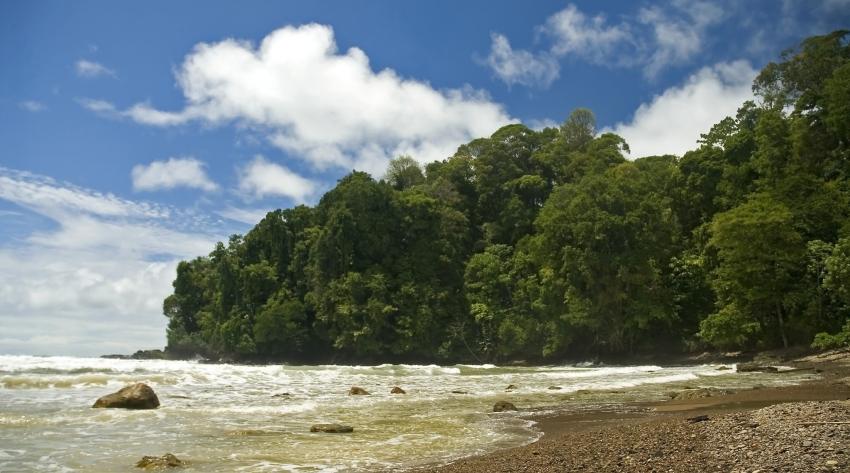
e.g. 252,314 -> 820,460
560,108 -> 596,152
385,155 -> 425,190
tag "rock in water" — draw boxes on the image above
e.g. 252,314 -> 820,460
670,387 -> 734,400
505,384 -> 517,391
390,386 -> 406,394
348,386 -> 369,395
310,424 -> 354,433
136,453 -> 184,468
493,401 -> 517,412
736,362 -> 779,373
93,383 -> 160,409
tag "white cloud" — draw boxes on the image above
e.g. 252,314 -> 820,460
77,97 -> 119,115
638,1 -> 724,78
543,4 -> 630,62
526,118 -> 559,131
237,155 -> 316,202
485,33 -> 560,88
132,157 -> 218,192
607,60 -> 757,158
0,167 -> 227,356
0,168 -> 167,219
19,101 -> 46,112
75,59 -> 116,78
488,2 -> 727,87
217,206 -> 272,225
88,24 -> 513,175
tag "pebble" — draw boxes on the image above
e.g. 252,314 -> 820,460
422,401 -> 850,473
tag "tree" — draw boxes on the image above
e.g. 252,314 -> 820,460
560,108 -> 596,151
704,194 -> 804,349
385,155 -> 425,190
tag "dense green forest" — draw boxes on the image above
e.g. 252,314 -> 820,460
162,31 -> 850,363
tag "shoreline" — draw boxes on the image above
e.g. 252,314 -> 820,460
418,349 -> 850,473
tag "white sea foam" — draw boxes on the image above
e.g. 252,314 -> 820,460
0,356 -> 815,472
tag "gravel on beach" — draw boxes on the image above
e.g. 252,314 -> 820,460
421,349 -> 850,473
424,400 -> 850,473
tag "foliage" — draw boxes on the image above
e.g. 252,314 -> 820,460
163,32 -> 850,362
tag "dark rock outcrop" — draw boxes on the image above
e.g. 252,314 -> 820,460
505,384 -> 517,391
348,386 -> 369,395
93,383 -> 160,409
493,400 -> 517,412
136,453 -> 184,469
390,386 -> 406,394
310,423 -> 354,433
670,387 -> 734,400
737,362 -> 779,373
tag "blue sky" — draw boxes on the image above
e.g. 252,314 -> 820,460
1,0 -> 848,356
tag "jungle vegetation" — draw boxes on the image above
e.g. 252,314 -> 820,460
163,31 -> 850,362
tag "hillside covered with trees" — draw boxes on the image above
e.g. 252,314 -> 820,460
162,31 -> 850,363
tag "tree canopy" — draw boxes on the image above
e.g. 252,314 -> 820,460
163,31 -> 850,362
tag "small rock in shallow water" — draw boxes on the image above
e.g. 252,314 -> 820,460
505,384 -> 517,390
493,401 -> 517,412
348,386 -> 369,395
93,383 -> 159,409
390,386 -> 406,394
310,424 -> 354,433
670,387 -> 733,400
136,453 -> 184,469
736,362 -> 779,373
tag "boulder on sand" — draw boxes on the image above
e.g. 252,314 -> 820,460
348,386 -> 369,395
390,386 -> 406,394
493,400 -> 517,412
93,383 -> 160,409
310,423 -> 354,433
136,453 -> 184,469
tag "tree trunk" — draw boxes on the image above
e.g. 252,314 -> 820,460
776,302 -> 788,349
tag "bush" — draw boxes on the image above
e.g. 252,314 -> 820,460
811,319 -> 850,350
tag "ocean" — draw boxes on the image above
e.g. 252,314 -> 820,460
0,355 -> 814,472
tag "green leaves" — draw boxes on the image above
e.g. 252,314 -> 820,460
161,31 -> 850,361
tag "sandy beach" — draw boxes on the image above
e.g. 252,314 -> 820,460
420,350 -> 850,473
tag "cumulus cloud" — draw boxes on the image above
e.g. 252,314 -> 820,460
544,4 -> 630,62
19,101 -> 46,112
0,167 -> 227,356
607,60 -> 757,158
487,1 -> 727,87
75,59 -> 116,78
637,1 -> 724,78
132,157 -> 218,192
85,24 -> 513,175
237,156 -> 317,202
484,33 -> 560,88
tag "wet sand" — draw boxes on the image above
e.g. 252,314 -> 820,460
419,349 -> 850,473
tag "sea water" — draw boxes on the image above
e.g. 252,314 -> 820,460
0,355 -> 815,472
